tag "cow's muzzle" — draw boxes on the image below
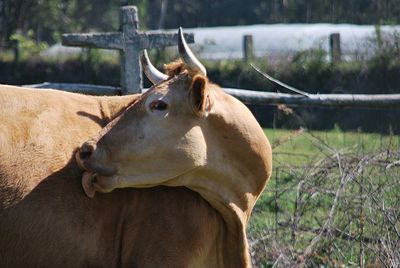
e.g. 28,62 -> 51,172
76,141 -> 116,174
81,171 -> 118,198
76,141 -> 96,170
76,141 -> 118,198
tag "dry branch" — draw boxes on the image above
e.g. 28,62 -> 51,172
250,141 -> 400,267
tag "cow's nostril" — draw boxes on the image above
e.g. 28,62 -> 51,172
79,151 -> 92,160
79,143 -> 95,160
92,175 -> 97,184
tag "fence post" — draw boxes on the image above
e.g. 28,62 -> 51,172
62,5 -> 194,95
243,34 -> 254,61
119,6 -> 141,94
330,33 -> 341,64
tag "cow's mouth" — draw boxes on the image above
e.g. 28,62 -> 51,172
81,171 -> 120,198
76,147 -> 120,198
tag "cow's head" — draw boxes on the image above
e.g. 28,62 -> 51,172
77,28 -> 272,225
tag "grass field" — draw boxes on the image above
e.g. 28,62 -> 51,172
249,128 -> 400,267
265,127 -> 400,165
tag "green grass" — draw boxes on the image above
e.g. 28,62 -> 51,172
249,128 -> 400,266
265,127 -> 399,166
253,127 -> 399,228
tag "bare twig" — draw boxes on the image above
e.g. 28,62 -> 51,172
250,64 -> 311,97
251,145 -> 400,267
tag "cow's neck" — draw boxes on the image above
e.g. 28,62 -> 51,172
183,107 -> 271,267
214,191 -> 253,268
185,171 -> 256,268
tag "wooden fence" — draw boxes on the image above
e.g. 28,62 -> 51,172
61,6 -> 193,95
25,5 -> 400,110
26,82 -> 400,109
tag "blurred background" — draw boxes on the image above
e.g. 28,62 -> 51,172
1,0 -> 400,133
1,2 -> 399,266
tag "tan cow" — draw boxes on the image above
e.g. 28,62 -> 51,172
0,85 -> 136,207
77,28 -> 273,267
0,86 -> 221,267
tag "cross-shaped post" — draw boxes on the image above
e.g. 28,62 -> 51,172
62,6 -> 194,95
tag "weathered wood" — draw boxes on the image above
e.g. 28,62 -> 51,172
63,32 -> 194,51
224,88 -> 400,108
330,33 -> 341,63
243,35 -> 254,61
62,33 -> 123,50
119,6 -> 141,94
24,82 -> 400,109
61,5 -> 194,95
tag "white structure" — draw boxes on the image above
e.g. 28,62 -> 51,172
44,24 -> 400,61
181,24 -> 400,60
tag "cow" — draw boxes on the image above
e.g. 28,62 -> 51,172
0,85 -> 222,267
76,28 -> 272,267
0,85 -> 137,207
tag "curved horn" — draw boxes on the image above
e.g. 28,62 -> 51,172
178,27 -> 207,76
141,49 -> 168,84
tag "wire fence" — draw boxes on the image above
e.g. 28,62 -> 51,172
249,130 -> 400,267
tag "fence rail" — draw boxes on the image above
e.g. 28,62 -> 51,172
225,88 -> 400,108
24,82 -> 400,109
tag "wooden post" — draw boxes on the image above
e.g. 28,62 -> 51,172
243,34 -> 254,61
62,5 -> 194,95
120,6 -> 141,93
330,33 -> 341,64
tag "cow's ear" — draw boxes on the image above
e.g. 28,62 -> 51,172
190,75 -> 212,116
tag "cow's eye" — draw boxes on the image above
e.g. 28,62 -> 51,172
149,100 -> 168,111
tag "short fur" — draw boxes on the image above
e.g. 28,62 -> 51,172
0,85 -> 222,267
77,67 -> 273,266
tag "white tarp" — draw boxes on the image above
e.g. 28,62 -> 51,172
182,24 -> 400,59
43,24 -> 400,60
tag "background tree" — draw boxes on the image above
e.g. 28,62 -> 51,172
0,0 -> 34,45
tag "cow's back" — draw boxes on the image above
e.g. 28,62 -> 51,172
0,85 -> 106,204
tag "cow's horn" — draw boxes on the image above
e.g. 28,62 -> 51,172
178,27 -> 207,76
141,49 -> 168,84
